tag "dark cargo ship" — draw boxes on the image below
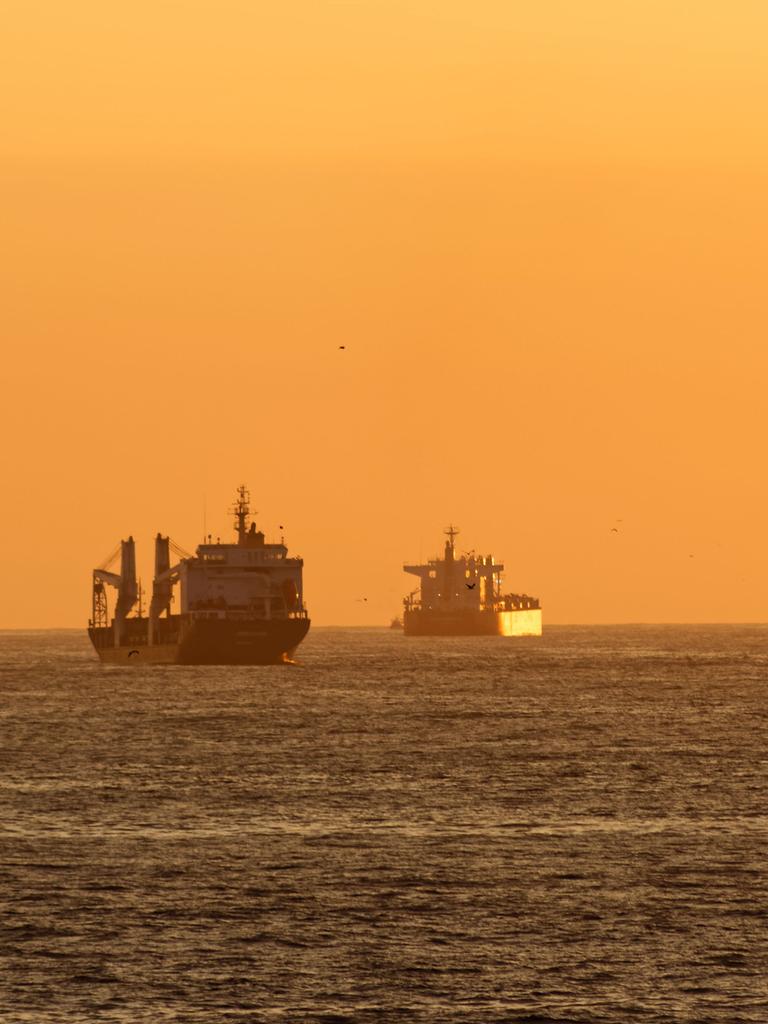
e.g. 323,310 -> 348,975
403,526 -> 542,637
88,487 -> 310,664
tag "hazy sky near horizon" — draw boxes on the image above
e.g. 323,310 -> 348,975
2,1 -> 767,627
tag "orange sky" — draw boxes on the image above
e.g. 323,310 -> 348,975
2,1 -> 767,627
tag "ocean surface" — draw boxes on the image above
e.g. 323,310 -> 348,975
1,625 -> 766,1023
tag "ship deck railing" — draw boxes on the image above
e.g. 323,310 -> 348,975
187,608 -> 309,621
404,600 -> 540,613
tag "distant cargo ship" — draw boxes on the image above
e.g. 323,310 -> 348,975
88,487 -> 310,664
402,527 -> 542,637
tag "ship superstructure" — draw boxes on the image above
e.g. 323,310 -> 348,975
88,487 -> 310,664
402,526 -> 542,636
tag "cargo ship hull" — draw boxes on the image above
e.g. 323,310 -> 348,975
88,614 -> 310,665
404,607 -> 542,637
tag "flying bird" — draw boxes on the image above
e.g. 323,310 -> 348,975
610,528 -> 619,533
465,583 -> 476,589
339,345 -> 346,350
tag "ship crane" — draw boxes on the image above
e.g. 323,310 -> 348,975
91,537 -> 138,645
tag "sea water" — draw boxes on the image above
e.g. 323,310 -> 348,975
1,626 -> 766,1022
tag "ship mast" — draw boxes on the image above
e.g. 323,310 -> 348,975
443,524 -> 458,602
444,524 -> 459,556
233,484 -> 252,545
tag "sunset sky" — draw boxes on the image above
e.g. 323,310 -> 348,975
2,1 -> 767,627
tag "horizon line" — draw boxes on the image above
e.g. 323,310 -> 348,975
2,621 -> 768,633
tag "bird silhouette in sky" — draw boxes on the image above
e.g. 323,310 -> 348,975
339,345 -> 346,350
279,525 -> 284,530
610,528 -> 619,533
128,650 -> 140,657
465,583 -> 476,589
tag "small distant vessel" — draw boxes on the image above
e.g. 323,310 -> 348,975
402,526 -> 542,637
88,487 -> 310,664
389,616 -> 403,630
